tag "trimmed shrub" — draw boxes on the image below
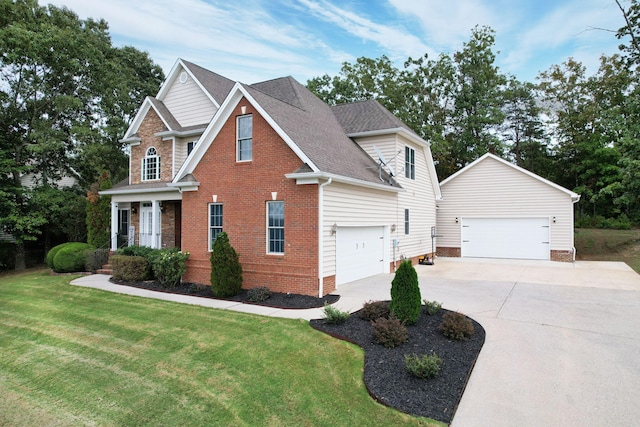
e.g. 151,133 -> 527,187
439,311 -> 475,341
52,243 -> 95,273
322,303 -> 350,324
210,232 -> 243,298
85,248 -> 111,273
389,260 -> 422,325
116,245 -> 160,279
405,353 -> 442,379
247,286 -> 272,303
149,248 -> 189,288
359,300 -> 390,321
111,255 -> 150,282
46,242 -> 71,269
371,316 -> 408,348
423,299 -> 442,316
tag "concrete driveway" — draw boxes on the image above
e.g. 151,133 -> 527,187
333,258 -> 640,427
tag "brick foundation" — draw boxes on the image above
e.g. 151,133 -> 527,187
551,250 -> 574,262
436,247 -> 461,258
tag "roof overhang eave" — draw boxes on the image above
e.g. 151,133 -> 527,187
285,172 -> 404,193
156,127 -> 207,139
99,186 -> 181,196
347,128 -> 429,147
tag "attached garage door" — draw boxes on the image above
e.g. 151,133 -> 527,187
336,226 -> 385,285
461,218 -> 550,260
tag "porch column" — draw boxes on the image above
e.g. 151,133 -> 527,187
110,201 -> 119,251
151,200 -> 160,249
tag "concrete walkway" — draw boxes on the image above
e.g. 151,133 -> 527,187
71,257 -> 640,426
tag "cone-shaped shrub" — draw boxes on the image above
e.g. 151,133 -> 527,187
389,259 -> 421,325
210,232 -> 243,297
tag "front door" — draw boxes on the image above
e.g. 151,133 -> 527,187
139,203 -> 158,247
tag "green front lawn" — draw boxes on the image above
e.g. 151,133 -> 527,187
574,228 -> 640,273
0,271 -> 439,426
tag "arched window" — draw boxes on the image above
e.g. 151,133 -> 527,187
142,146 -> 160,181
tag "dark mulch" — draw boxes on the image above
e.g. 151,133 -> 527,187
108,278 -> 339,309
310,305 -> 485,425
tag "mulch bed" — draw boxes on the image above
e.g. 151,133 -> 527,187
108,278 -> 339,309
310,305 -> 485,425
108,278 -> 483,424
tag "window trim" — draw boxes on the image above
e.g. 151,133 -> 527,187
404,209 -> 410,235
236,114 -> 253,162
266,201 -> 284,255
187,141 -> 197,156
405,146 -> 415,180
142,146 -> 160,181
208,203 -> 223,251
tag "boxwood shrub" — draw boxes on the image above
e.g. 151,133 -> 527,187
111,255 -> 150,282
52,242 -> 95,273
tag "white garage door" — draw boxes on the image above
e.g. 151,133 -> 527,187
336,226 -> 385,285
461,218 -> 550,260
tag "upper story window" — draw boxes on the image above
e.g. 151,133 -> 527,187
405,146 -> 415,180
187,141 -> 197,155
142,147 -> 160,181
237,114 -> 252,162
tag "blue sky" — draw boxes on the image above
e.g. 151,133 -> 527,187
47,0 -> 627,85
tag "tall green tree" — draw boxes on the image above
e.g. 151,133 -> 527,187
0,0 -> 163,269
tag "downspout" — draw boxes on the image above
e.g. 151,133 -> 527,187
318,177 -> 332,298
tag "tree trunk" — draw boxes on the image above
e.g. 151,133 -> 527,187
15,241 -> 26,271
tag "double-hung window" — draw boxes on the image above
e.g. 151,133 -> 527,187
209,203 -> 223,250
405,146 -> 415,180
237,114 -> 252,161
142,147 -> 160,181
187,141 -> 197,155
267,201 -> 284,254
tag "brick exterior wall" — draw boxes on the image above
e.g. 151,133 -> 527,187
551,250 -> 574,262
436,247 -> 461,258
181,99 -> 322,296
131,108 -> 173,185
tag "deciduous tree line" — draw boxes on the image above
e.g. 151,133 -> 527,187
307,1 -> 640,227
0,0 -> 164,269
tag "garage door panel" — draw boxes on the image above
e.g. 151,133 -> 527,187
336,226 -> 385,285
461,218 -> 549,260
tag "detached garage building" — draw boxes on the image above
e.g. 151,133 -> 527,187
436,154 -> 580,262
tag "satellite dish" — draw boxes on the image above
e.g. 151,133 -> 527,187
373,145 -> 396,179
374,145 -> 387,165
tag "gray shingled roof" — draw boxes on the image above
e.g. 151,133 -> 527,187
148,97 -> 180,130
246,77 -> 398,187
181,59 -> 235,105
331,99 -> 418,137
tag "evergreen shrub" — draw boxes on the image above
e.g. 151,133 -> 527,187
51,242 -> 95,273
149,248 -> 189,288
405,353 -> 442,379
210,232 -> 243,297
47,243 -> 70,269
247,286 -> 272,302
358,300 -> 390,321
111,255 -> 150,282
423,299 -> 442,316
389,260 -> 422,325
322,303 -> 350,324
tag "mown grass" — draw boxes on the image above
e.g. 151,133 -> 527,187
575,228 -> 640,273
0,271 -> 440,427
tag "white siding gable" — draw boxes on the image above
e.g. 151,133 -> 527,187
162,69 -> 217,127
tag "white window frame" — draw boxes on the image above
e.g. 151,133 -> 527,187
267,201 -> 284,254
237,114 -> 253,162
405,146 -> 415,180
208,203 -> 223,251
142,146 -> 160,181
404,209 -> 410,235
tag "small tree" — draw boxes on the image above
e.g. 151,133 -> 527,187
86,171 -> 112,248
210,232 -> 243,297
389,260 -> 421,325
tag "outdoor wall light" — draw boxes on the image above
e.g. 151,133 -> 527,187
131,206 -> 137,214
390,224 -> 396,233
330,223 -> 338,235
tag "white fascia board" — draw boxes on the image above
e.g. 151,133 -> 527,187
174,83 -> 320,183
156,127 -> 207,139
285,172 -> 404,193
167,180 -> 201,192
100,186 -> 180,196
348,128 -> 429,148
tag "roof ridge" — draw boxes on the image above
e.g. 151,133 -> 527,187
248,77 -> 307,111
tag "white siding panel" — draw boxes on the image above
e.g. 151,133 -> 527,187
163,72 -> 216,127
437,157 -> 575,252
322,182 -> 396,277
